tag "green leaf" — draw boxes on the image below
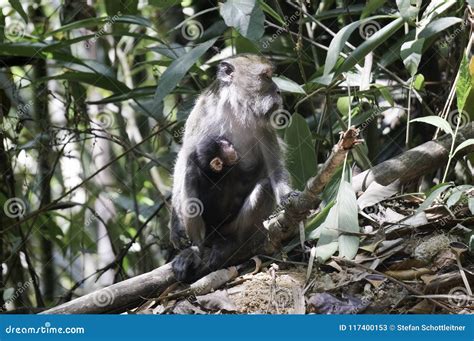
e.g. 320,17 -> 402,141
337,17 -> 405,75
105,0 -> 138,15
361,0 -> 386,19
411,116 -> 453,136
324,20 -> 360,75
373,84 -> 394,106
419,183 -> 452,210
284,113 -> 317,191
220,0 -> 264,41
456,55 -> 472,112
337,180 -> 360,259
40,72 -> 130,94
336,96 -> 351,116
413,74 -> 425,90
272,76 -> 305,94
419,17 -> 462,39
152,38 -> 218,110
453,139 -> 474,156
315,206 -> 339,262
446,190 -> 462,208
316,180 -> 360,262
46,15 -> 154,36
149,0 -> 180,8
400,38 -> 425,76
258,0 -> 285,26
396,0 -> 420,20
3,287 -> 14,301
8,0 -> 28,23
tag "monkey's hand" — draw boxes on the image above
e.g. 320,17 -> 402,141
172,246 -> 203,283
280,190 -> 301,208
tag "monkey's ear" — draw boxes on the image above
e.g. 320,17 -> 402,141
217,61 -> 234,84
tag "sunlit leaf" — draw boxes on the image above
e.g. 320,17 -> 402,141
453,139 -> 474,156
418,183 -> 452,211
411,116 -> 453,136
413,74 -> 425,90
396,0 -> 420,20
272,76 -> 305,94
220,0 -> 264,41
8,0 -> 28,23
457,55 -> 472,112
152,38 -> 218,110
337,17 -> 405,75
400,38 -> 425,76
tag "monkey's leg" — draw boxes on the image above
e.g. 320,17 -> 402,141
169,208 -> 190,249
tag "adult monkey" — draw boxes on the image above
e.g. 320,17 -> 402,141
170,54 -> 293,282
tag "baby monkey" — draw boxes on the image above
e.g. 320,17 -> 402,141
200,137 -> 239,174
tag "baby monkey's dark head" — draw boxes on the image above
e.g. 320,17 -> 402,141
196,137 -> 239,173
216,54 -> 282,118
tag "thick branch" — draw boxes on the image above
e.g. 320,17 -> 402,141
353,123 -> 474,192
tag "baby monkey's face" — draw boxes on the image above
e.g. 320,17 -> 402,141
209,138 -> 239,173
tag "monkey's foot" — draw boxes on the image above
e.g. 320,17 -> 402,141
172,246 -> 204,283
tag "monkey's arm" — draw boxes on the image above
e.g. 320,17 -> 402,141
261,134 -> 293,205
182,158 -> 207,245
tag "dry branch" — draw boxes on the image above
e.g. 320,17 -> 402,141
353,123 -> 474,192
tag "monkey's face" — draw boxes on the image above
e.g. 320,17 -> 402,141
217,54 -> 282,117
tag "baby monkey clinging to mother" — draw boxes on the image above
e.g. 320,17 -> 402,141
170,54 -> 293,282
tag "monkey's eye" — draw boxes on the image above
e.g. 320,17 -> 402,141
220,62 -> 234,76
261,70 -> 273,80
